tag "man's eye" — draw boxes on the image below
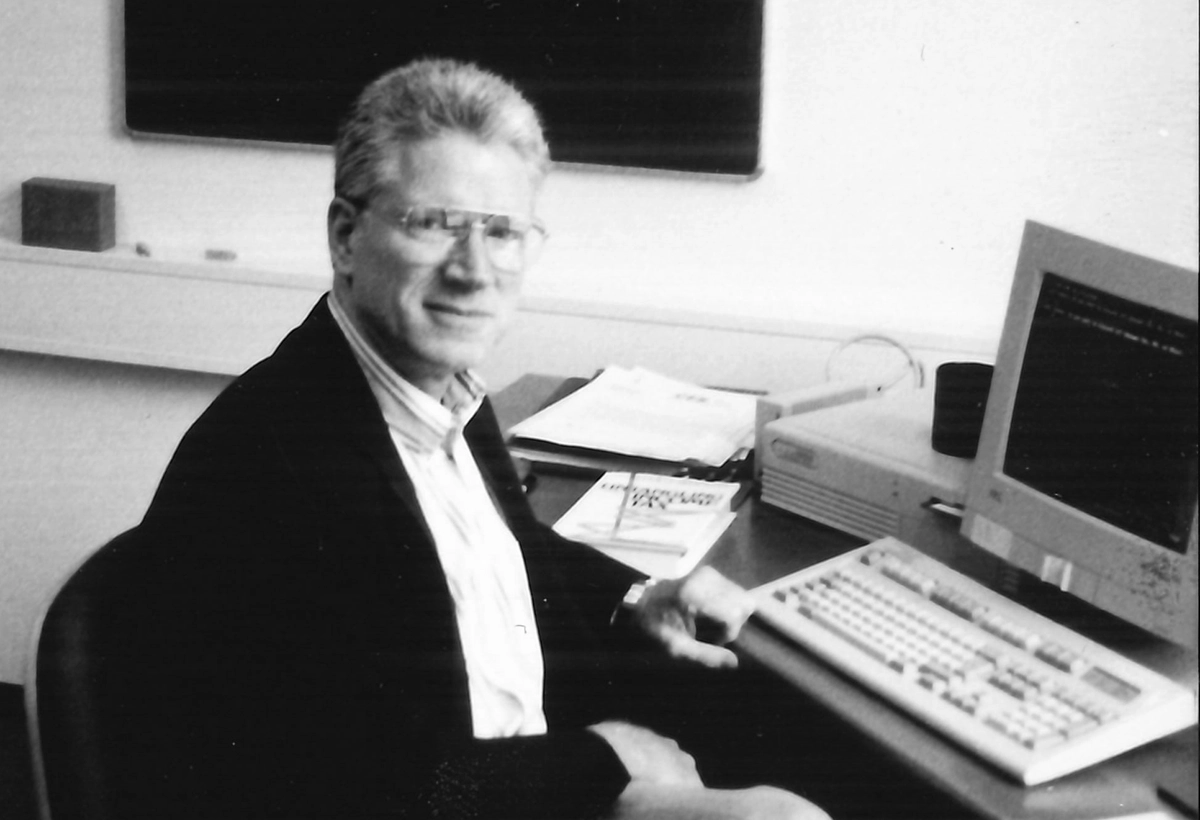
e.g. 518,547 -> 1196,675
485,225 -> 522,242
407,211 -> 445,231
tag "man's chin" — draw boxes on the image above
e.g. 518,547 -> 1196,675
418,338 -> 493,378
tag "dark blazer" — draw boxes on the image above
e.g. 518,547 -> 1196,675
112,297 -> 641,819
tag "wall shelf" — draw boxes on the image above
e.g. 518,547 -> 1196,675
0,243 -> 329,375
0,241 -> 993,387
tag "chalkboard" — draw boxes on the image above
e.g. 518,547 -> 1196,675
124,0 -> 764,177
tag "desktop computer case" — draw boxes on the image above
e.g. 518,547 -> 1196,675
758,391 -> 972,564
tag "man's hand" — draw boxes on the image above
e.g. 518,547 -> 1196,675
633,567 -> 756,669
586,721 -> 703,786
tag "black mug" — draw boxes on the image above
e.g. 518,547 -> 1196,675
931,362 -> 994,458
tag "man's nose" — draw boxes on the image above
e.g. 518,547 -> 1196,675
443,224 -> 492,284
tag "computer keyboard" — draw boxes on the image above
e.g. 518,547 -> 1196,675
751,537 -> 1198,785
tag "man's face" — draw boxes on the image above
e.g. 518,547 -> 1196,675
329,132 -> 538,396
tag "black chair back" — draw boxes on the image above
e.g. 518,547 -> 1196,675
26,529 -> 143,820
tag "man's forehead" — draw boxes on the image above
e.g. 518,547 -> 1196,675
374,136 -> 483,189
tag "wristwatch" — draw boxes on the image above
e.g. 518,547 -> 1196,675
610,578 -> 660,627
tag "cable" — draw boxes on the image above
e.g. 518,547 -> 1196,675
823,333 -> 926,392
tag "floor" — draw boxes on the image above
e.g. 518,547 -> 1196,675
0,683 -> 36,820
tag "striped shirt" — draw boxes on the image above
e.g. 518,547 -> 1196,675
329,295 -> 547,739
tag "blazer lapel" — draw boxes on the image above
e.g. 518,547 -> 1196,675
277,297 -> 429,529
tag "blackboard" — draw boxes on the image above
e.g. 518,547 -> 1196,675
124,0 -> 764,177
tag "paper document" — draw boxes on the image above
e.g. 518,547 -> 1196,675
508,366 -> 757,468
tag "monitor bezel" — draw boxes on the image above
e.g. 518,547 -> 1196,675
963,221 -> 1198,648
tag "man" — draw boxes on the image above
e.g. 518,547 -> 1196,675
125,58 -> 827,819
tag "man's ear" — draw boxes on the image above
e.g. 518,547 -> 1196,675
327,197 -> 359,278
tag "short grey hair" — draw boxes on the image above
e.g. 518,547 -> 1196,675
333,58 -> 551,204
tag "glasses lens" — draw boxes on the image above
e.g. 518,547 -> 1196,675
513,223 -> 546,270
402,207 -> 449,243
480,215 -> 523,272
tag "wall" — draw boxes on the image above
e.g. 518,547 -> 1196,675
1,0 -> 1195,338
0,0 -> 1196,683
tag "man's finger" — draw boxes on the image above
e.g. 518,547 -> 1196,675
679,568 -> 757,639
654,623 -> 740,668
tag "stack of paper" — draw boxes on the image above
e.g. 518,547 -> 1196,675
507,366 -> 757,474
553,471 -> 745,578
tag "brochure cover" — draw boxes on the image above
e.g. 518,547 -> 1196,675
553,471 -> 745,577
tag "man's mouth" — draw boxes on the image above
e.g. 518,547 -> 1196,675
426,302 -> 494,322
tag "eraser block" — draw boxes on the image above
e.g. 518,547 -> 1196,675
22,177 -> 116,252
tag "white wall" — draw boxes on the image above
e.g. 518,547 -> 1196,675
0,0 -> 1196,683
1,0 -> 1194,340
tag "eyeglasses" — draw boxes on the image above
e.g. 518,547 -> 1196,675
367,204 -> 548,272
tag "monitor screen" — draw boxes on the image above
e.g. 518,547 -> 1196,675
963,222 -> 1199,648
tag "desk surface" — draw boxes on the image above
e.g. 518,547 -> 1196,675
494,374 -> 1199,820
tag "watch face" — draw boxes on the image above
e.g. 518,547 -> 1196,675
612,581 -> 654,628
623,582 -> 648,608
624,579 -> 659,608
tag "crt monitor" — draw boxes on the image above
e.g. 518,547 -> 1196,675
962,221 -> 1198,649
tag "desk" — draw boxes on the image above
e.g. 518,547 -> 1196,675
494,374 -> 1199,820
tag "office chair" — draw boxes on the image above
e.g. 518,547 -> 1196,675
24,528 -> 144,820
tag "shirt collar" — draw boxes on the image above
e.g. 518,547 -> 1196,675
328,293 -> 485,455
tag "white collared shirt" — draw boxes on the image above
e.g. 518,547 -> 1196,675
329,296 -> 547,739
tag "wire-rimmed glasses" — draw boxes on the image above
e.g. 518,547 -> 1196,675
368,204 -> 548,272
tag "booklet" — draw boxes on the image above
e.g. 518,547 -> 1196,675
553,471 -> 745,578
